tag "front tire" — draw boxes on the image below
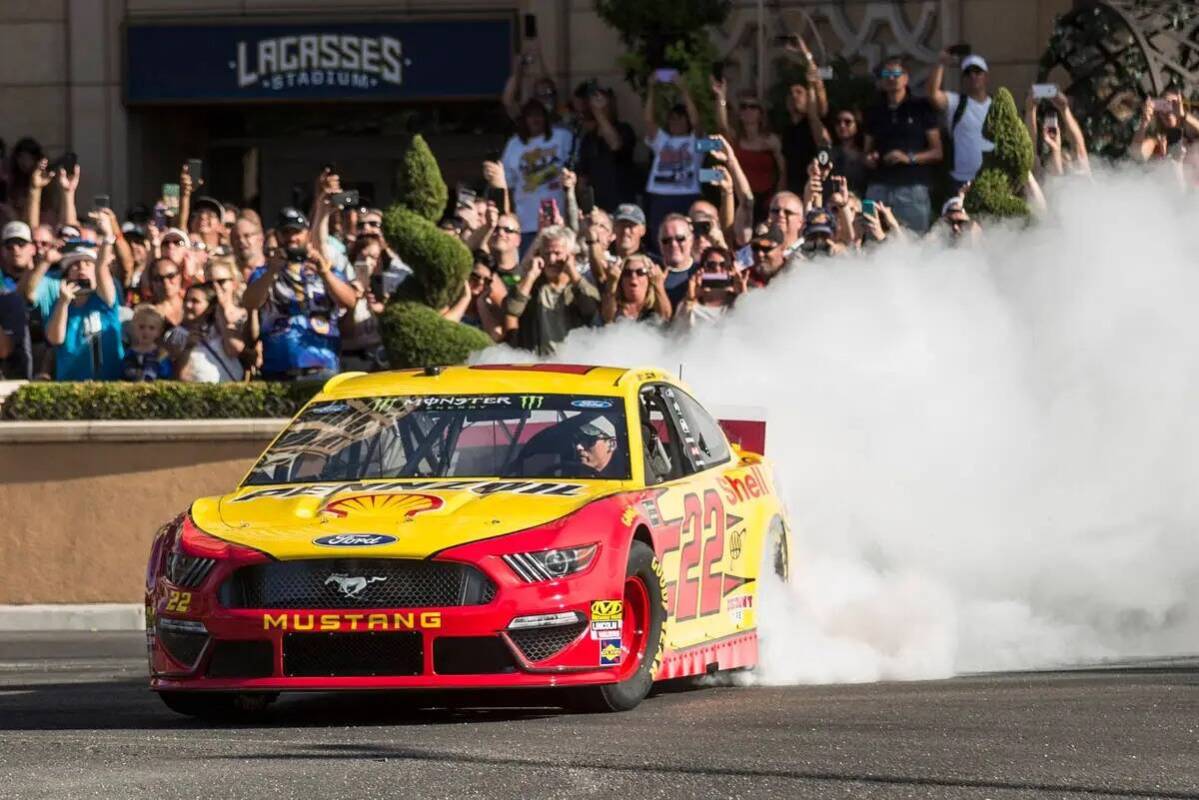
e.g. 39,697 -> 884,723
568,540 -> 666,712
157,690 -> 277,720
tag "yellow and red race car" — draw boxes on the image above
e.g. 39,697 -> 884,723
146,364 -> 791,716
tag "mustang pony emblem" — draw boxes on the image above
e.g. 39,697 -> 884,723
325,573 -> 387,599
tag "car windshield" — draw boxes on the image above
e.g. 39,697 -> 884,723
243,394 -> 630,485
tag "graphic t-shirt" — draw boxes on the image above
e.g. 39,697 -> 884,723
646,130 -> 700,196
249,264 -> 348,374
501,127 -> 575,233
56,293 -> 125,381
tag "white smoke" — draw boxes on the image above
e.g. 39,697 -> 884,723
476,166 -> 1199,683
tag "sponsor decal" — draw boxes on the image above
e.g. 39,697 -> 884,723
728,529 -> 744,560
621,506 -> 637,527
262,611 -> 441,631
718,465 -> 772,505
520,395 -> 544,410
727,594 -> 753,625
325,573 -> 386,599
571,398 -> 614,409
309,402 -> 350,414
641,498 -> 663,526
236,479 -> 583,502
165,590 -> 192,613
590,599 -> 623,622
420,395 -> 513,408
323,492 -> 443,520
599,640 -> 622,666
313,533 -> 397,547
589,619 -> 622,641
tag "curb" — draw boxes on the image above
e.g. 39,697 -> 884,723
0,604 -> 144,632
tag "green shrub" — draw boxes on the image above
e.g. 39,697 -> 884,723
965,88 -> 1033,219
378,301 -> 492,369
382,205 -> 472,310
395,134 -> 448,223
2,381 -> 322,421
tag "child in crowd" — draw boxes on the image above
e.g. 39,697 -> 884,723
121,304 -> 173,381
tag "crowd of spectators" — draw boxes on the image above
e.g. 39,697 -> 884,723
2,36 -> 1198,380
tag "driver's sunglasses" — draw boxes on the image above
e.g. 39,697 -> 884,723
575,433 -> 613,448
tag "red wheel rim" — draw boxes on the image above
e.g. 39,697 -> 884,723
616,574 -> 650,681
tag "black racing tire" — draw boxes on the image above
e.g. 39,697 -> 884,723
566,540 -> 666,713
157,690 -> 278,720
767,515 -> 790,582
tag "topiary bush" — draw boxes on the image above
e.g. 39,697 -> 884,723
379,135 -> 492,369
395,134 -> 448,223
965,87 -> 1034,219
2,381 -> 322,421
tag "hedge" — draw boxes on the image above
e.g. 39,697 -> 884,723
383,205 -> 472,310
2,381 -> 323,421
394,133 -> 448,223
378,301 -> 493,369
965,87 -> 1033,219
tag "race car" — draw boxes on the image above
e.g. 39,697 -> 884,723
146,363 -> 791,716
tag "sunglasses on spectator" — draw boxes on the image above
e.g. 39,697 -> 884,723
493,225 -> 520,236
751,244 -> 777,254
660,235 -> 689,245
963,67 -> 985,76
153,271 -> 180,282
360,219 -> 381,228
468,272 -> 490,284
703,259 -> 728,269
623,267 -> 649,278
879,68 -> 905,79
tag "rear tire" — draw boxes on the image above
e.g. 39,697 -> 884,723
567,540 -> 666,713
157,690 -> 277,720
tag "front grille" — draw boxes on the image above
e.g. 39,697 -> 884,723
166,552 -> 217,588
157,624 -> 208,668
283,632 -> 422,677
508,621 -> 588,663
433,636 -> 519,675
206,640 -> 274,679
221,559 -> 496,609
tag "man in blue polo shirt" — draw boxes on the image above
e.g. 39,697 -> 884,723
241,208 -> 358,381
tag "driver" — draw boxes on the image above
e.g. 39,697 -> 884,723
570,417 -> 621,478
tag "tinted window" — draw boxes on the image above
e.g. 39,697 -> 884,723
639,386 -> 687,484
665,387 -> 731,469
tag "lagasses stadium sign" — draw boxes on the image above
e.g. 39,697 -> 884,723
125,19 -> 512,104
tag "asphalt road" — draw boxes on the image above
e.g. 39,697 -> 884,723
0,632 -> 1197,800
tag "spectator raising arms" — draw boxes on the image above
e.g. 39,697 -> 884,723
499,100 -> 574,255
928,51 -> 994,193
45,247 -> 124,381
575,85 -> 639,212
863,56 -> 943,233
643,72 -> 702,247
167,282 -> 245,383
504,226 -> 600,355
672,245 -> 745,332
780,35 -> 829,194
240,208 -> 357,381
714,80 -> 786,223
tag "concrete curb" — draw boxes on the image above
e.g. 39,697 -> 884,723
0,604 -> 144,631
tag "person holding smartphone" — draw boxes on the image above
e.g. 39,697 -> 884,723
575,84 -> 639,212
1129,88 -> 1196,163
644,70 -> 702,253
44,245 -> 124,381
927,48 -> 993,193
496,100 -> 574,256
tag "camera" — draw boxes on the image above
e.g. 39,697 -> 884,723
285,245 -> 308,263
330,190 -> 359,210
694,219 -> 712,237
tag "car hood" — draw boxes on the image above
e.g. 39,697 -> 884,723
190,478 -> 621,560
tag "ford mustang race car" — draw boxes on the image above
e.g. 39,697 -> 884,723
146,364 -> 791,716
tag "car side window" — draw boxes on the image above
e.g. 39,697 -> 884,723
639,386 -> 687,484
668,388 -> 732,469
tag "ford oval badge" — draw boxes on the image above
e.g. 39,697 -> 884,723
313,534 -> 398,547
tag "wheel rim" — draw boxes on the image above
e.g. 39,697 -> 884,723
616,574 -> 650,681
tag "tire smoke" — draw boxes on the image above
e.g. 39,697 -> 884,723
476,167 -> 1199,682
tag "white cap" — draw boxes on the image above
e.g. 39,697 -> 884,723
961,54 -> 989,73
941,196 -> 965,216
1,221 -> 32,243
579,416 -> 617,439
59,249 -> 98,270
162,227 -> 189,244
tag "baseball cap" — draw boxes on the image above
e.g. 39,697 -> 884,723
961,55 -> 989,73
191,195 -> 225,218
162,227 -> 189,245
578,417 -> 617,440
121,221 -> 148,241
751,224 -> 785,249
803,209 -> 836,238
277,207 -> 309,231
613,204 -> 646,226
2,221 -> 32,244
59,248 -> 98,270
941,196 -> 966,216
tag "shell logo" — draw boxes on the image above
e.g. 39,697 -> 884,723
322,493 -> 445,521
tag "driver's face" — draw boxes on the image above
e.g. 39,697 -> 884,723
576,435 -> 616,472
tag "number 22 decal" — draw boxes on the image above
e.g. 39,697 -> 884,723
165,590 -> 191,613
663,489 -> 725,620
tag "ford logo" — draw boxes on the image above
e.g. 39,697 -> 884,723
313,534 -> 397,547
571,399 -> 614,409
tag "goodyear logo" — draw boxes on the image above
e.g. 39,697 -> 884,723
262,612 -> 441,631
591,600 -> 623,622
600,641 -> 622,665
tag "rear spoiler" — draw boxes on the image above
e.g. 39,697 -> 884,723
712,405 -> 768,455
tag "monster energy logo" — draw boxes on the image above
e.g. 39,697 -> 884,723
520,395 -> 544,410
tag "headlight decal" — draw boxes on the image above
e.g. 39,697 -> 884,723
502,544 -> 598,583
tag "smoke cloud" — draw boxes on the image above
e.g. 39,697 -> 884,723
476,166 -> 1199,683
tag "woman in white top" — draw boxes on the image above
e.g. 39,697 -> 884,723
499,99 -> 574,256
643,71 -> 702,256
168,282 -> 245,382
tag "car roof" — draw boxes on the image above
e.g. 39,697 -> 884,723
315,364 -> 680,401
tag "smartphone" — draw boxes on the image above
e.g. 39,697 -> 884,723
483,185 -> 507,206
92,194 -> 110,210
816,148 -> 831,169
946,43 -> 972,57
861,199 -> 877,217
540,198 -> 557,218
1044,111 -> 1059,133
1153,98 -> 1174,114
817,66 -> 834,80
1031,83 -> 1058,100
523,14 -> 537,39
153,201 -> 167,230
653,68 -> 679,83
695,137 -> 723,153
698,167 -> 724,184
186,158 -> 204,184
71,277 -> 93,292
693,219 -> 712,237
330,190 -> 359,209
162,183 -> 181,216
455,184 -> 478,208
578,185 -> 595,214
369,271 -> 385,300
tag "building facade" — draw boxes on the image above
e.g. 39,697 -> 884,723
0,0 -> 1072,218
